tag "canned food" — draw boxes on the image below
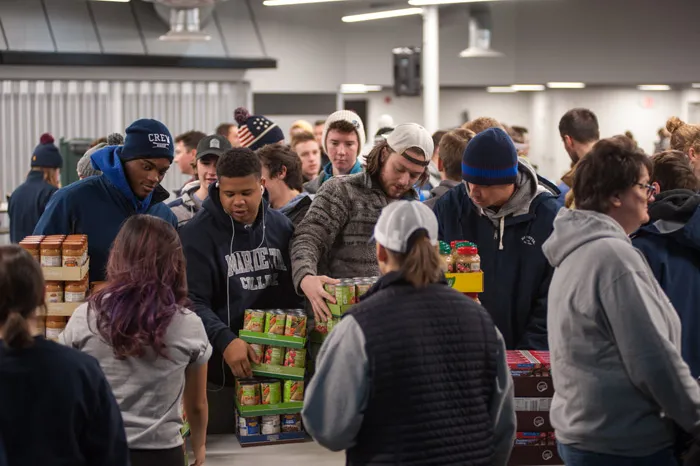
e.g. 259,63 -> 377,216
249,343 -> 264,361
281,414 -> 302,432
243,309 -> 265,333
284,380 -> 305,402
324,282 -> 337,298
237,380 -> 261,406
261,380 -> 281,405
264,310 -> 286,335
264,346 -> 284,366
335,280 -> 357,305
356,280 -> 372,298
284,348 -> 306,368
238,416 -> 260,436
261,415 -> 281,434
314,320 -> 328,335
326,317 -> 341,333
284,310 -> 308,338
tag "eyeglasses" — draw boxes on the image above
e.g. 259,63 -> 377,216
636,183 -> 656,199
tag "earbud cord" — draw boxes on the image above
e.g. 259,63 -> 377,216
208,200 -> 267,393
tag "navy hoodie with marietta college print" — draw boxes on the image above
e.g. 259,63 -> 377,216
179,183 -> 302,386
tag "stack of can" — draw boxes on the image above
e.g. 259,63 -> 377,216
315,276 -> 379,335
324,277 -> 378,306
236,378 -> 305,406
237,412 -> 304,436
243,308 -> 308,338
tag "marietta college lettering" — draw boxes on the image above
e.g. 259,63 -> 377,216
225,247 -> 287,291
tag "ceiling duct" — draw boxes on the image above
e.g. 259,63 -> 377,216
145,0 -> 227,41
459,6 -> 503,58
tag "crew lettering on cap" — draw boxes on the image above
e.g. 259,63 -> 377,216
210,139 -> 220,149
148,133 -> 171,149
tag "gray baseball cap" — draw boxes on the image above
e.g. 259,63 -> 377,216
373,200 -> 438,253
196,134 -> 232,160
385,123 -> 434,165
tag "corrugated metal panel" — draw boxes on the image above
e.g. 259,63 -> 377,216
0,78 -> 249,199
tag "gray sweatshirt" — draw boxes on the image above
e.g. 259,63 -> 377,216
302,316 -> 516,465
542,208 -> 700,456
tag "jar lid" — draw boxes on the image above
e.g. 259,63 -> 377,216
62,241 -> 84,251
457,246 -> 478,255
439,241 -> 451,255
40,241 -> 63,248
19,241 -> 41,250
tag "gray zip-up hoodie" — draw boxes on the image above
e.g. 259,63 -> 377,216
543,209 -> 700,456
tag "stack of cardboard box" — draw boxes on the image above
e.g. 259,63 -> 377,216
507,350 -> 562,465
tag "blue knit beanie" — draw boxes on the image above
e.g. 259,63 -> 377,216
31,133 -> 63,168
119,118 -> 174,163
462,127 -> 518,186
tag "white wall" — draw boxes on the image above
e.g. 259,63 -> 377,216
361,87 -> 690,182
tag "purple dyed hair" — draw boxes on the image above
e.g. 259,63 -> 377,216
89,215 -> 188,359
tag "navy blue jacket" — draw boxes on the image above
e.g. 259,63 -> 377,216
180,183 -> 302,386
632,190 -> 700,378
33,146 -> 177,282
0,337 -> 129,466
8,171 -> 58,243
433,177 -> 559,350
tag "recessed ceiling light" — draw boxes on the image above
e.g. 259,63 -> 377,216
547,82 -> 586,89
342,8 -> 423,23
511,84 -> 545,92
91,0 -> 130,2
486,86 -> 516,93
341,84 -> 383,93
637,84 -> 671,91
692,83 -> 700,89
264,0 -> 346,6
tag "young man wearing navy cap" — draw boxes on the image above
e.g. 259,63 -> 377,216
34,119 -> 178,282
433,127 -> 560,350
8,133 -> 63,243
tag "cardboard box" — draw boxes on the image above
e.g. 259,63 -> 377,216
516,411 -> 553,432
514,397 -> 552,412
508,446 -> 563,465
514,431 -> 556,446
514,376 -> 554,398
42,259 -> 90,282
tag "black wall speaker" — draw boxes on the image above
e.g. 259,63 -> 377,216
393,46 -> 421,97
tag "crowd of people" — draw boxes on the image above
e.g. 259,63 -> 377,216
2,103 -> 700,466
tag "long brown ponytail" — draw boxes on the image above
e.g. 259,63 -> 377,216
0,246 -> 45,349
387,231 -> 443,288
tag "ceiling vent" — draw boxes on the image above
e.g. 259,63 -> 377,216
459,6 -> 503,58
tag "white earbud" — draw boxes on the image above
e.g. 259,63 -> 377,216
261,185 -> 265,194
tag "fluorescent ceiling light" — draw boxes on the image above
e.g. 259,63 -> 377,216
547,82 -> 586,89
511,84 -> 545,91
487,86 -> 516,93
264,0 -> 346,6
637,84 -> 671,91
91,0 -> 130,2
342,8 -> 423,23
341,84 -> 382,93
692,83 -> 700,89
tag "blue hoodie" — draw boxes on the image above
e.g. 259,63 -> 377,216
632,190 -> 700,378
33,146 -> 177,281
433,163 -> 560,350
179,183 -> 303,386
8,171 -> 58,243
